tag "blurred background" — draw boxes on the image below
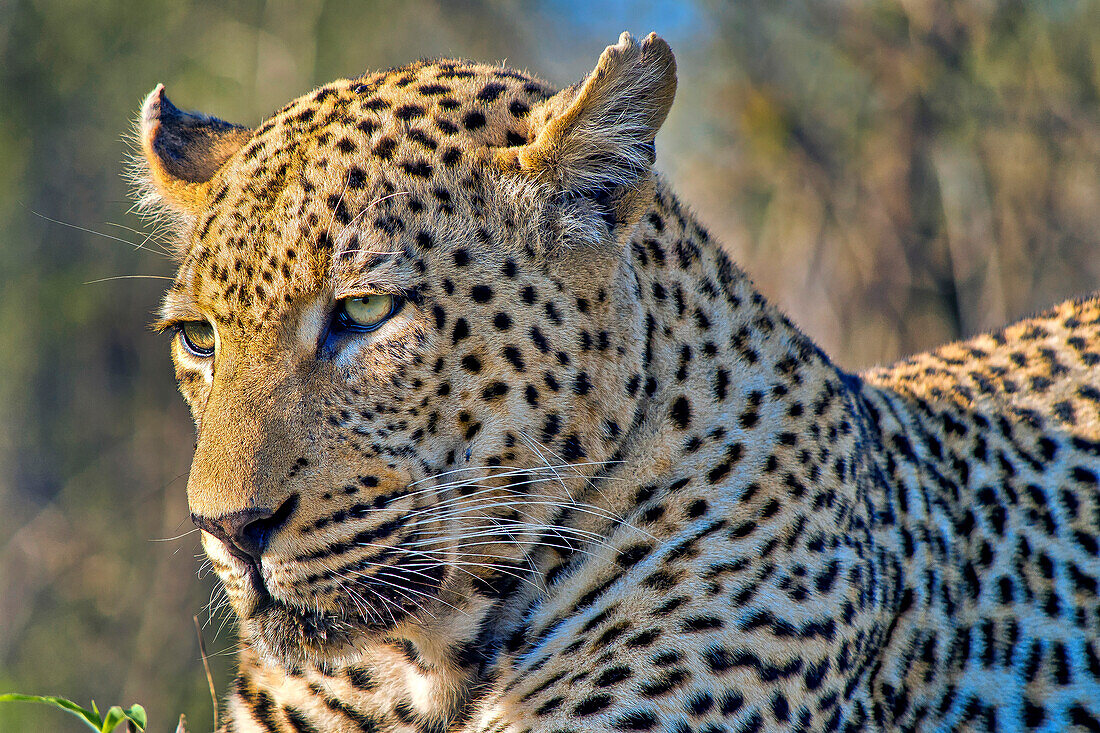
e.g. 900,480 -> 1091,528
2,0 -> 1099,729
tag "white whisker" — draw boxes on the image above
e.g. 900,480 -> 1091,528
84,274 -> 176,284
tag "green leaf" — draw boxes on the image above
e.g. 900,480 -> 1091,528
102,706 -> 126,732
100,703 -> 148,732
0,693 -> 104,730
126,704 -> 147,729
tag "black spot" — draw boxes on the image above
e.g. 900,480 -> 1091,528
441,146 -> 462,166
345,667 -> 375,691
686,499 -> 708,518
530,326 -> 549,353
283,699 -> 319,726
643,570 -> 680,591
771,693 -> 790,722
639,668 -> 688,697
360,97 -> 390,111
400,159 -> 433,178
614,710 -> 658,730
463,111 -> 487,130
541,413 -> 561,441
476,82 -> 506,102
346,166 -> 367,189
1070,706 -> 1100,731
481,382 -> 509,401
596,666 -> 632,687
707,442 -> 744,484
686,692 -> 714,717
562,434 -> 586,460
394,103 -> 425,120
616,543 -> 653,568
626,629 -> 661,648
535,696 -> 563,716
407,128 -> 438,150
670,396 -> 691,429
502,345 -> 525,371
1024,701 -> 1045,727
471,285 -> 493,302
682,615 -> 723,632
372,136 -> 397,159
326,194 -> 351,224
720,691 -> 744,715
451,318 -> 469,343
714,369 -> 729,401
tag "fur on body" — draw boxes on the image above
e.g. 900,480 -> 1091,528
133,33 -> 1100,733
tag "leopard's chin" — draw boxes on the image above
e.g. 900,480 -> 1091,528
244,598 -> 393,668
240,565 -> 452,668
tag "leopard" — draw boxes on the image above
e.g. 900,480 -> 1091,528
132,32 -> 1100,733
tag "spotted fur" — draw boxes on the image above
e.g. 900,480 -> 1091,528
133,32 -> 1100,733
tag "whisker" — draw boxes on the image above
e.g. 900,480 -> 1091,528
324,171 -> 354,247
405,495 -> 625,535
103,221 -> 176,257
84,274 -> 176,284
407,459 -> 620,490
25,206 -> 161,251
516,431 -> 575,500
314,554 -> 447,620
151,527 -> 201,542
338,191 -> 412,254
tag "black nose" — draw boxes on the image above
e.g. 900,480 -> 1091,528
192,494 -> 299,564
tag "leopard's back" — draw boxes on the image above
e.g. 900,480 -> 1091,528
858,295 -> 1100,730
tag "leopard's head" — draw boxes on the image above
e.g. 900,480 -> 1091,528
135,32 -> 675,667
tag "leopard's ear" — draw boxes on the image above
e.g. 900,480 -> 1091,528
133,85 -> 251,219
498,32 -> 676,236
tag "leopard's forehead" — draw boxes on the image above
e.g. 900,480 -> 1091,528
176,60 -> 556,329
263,60 -> 553,151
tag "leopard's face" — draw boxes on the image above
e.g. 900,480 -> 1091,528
144,37 -> 675,667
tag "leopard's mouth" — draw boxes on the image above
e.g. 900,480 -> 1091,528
201,489 -> 459,666
238,557 -> 451,667
245,597 -> 379,667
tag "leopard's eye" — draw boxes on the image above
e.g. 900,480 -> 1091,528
336,294 -> 399,332
179,320 -> 216,357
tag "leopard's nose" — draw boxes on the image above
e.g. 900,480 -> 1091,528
191,494 -> 299,564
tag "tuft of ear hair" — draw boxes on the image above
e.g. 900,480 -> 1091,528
498,32 -> 676,233
132,84 -> 251,220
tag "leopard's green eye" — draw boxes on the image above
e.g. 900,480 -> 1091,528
337,294 -> 398,331
180,320 -> 216,357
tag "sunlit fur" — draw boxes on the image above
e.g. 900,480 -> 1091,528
136,32 -> 1099,733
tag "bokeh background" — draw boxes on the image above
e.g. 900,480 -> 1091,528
2,0 -> 1099,729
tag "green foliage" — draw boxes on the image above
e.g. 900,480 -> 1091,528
0,694 -> 146,732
